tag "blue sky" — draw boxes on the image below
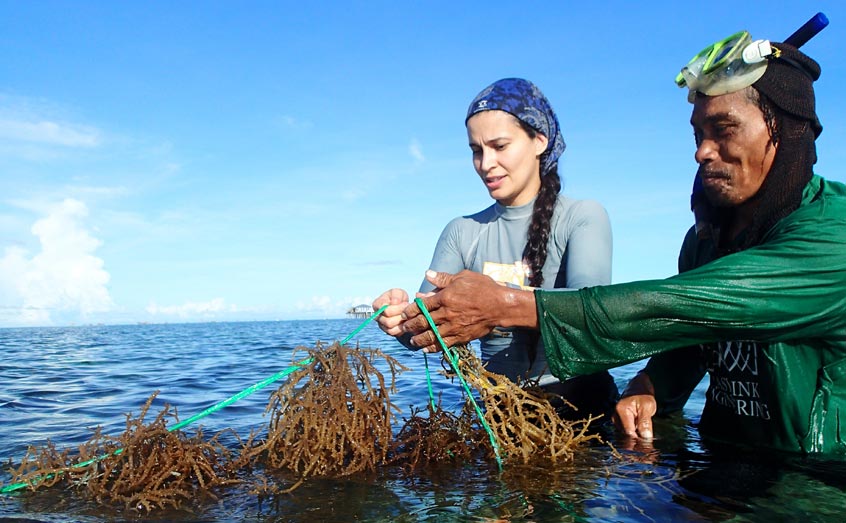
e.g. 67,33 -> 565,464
1,1 -> 844,327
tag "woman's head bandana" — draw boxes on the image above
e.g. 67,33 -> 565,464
466,78 -> 566,174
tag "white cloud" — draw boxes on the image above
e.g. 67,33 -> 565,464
0,199 -> 114,326
0,118 -> 100,147
146,297 -> 237,319
296,295 -> 333,313
409,138 -> 425,163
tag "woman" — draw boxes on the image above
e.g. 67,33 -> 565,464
373,78 -> 617,419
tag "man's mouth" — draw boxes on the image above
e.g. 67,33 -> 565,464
699,169 -> 732,190
699,170 -> 730,181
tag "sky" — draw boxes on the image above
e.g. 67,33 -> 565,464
1,1 -> 844,328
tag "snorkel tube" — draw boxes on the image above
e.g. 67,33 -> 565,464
784,12 -> 829,48
689,12 -> 829,237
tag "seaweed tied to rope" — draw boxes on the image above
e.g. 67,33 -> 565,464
390,400 -> 484,471
447,345 -> 604,465
253,341 -> 409,492
2,321 -> 611,515
6,392 -> 239,513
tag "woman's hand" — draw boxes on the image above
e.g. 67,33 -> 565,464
372,288 -> 410,337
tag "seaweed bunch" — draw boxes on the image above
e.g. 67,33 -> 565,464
389,400 -> 483,471
5,437 -> 77,492
447,345 -> 603,465
7,392 -> 239,513
255,341 -> 408,492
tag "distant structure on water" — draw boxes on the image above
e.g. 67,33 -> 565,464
346,304 -> 374,318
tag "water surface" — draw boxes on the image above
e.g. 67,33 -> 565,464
1,320 -> 843,522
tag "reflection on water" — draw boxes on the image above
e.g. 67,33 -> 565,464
1,320 -> 844,522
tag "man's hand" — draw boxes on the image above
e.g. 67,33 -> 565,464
613,371 -> 657,440
400,270 -> 537,352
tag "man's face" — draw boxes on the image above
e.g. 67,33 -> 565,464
690,89 -> 777,207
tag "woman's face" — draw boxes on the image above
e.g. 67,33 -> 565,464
466,110 -> 548,206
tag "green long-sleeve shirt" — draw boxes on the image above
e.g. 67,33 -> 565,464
536,175 -> 846,454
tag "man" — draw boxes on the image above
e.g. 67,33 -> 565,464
399,31 -> 846,455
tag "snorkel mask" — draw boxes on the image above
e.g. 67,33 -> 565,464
676,13 -> 829,102
675,31 -> 776,101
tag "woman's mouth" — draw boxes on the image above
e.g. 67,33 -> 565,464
485,176 -> 505,190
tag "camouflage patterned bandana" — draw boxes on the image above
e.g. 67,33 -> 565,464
465,78 -> 566,174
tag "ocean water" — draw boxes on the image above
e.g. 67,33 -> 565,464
1,319 -> 844,522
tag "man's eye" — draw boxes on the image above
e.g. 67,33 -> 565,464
714,124 -> 735,136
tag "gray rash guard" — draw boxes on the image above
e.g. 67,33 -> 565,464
421,195 -> 613,385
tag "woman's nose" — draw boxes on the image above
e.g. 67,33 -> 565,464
480,149 -> 497,172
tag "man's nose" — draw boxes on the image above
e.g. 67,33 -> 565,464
695,139 -> 718,164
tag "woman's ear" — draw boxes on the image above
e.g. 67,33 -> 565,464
535,134 -> 549,157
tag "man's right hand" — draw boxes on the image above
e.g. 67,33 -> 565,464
613,371 -> 657,440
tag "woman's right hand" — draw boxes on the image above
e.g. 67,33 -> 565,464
372,288 -> 410,337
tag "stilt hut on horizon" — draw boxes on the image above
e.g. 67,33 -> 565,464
346,304 -> 373,319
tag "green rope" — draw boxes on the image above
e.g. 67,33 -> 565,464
413,298 -> 502,470
340,305 -> 388,345
422,353 -> 438,411
0,305 -> 388,494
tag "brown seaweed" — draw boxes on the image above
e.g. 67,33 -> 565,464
4,341 -> 607,513
250,341 -> 409,492
445,344 -> 603,465
389,401 -> 484,471
7,392 -> 238,513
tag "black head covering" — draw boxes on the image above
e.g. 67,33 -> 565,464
754,42 -> 822,136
